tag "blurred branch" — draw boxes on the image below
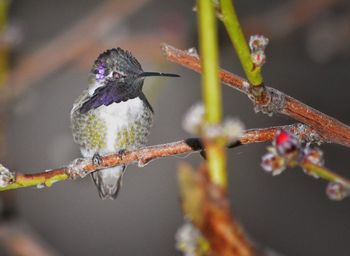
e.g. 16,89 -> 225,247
0,0 -> 150,105
0,1 -> 17,224
0,123 -> 325,191
178,163 -> 256,255
301,161 -> 350,189
162,43 -> 350,148
0,220 -> 58,256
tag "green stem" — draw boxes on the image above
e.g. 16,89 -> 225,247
197,0 -> 227,188
0,0 -> 9,87
301,162 -> 350,187
0,173 -> 69,191
220,0 -> 263,87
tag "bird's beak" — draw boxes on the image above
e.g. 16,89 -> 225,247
138,72 -> 180,78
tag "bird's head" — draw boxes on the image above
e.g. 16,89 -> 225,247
80,48 -> 179,114
88,48 -> 179,96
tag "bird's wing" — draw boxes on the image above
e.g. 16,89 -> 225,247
138,91 -> 154,113
79,80 -> 139,114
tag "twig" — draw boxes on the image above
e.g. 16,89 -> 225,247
177,163 -> 256,255
0,124 -> 321,191
161,43 -> 350,147
261,129 -> 350,194
301,161 -> 350,188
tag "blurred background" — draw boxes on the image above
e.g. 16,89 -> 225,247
0,0 -> 350,255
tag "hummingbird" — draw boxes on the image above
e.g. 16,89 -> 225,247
70,48 -> 179,199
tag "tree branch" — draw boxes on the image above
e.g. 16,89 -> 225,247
0,124 -> 315,191
161,43 -> 350,148
177,163 -> 256,255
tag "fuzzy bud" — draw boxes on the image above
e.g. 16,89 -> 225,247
302,147 -> 324,166
249,35 -> 269,52
175,221 -> 210,256
251,50 -> 266,67
274,130 -> 300,158
222,118 -> 244,143
183,102 -> 205,135
204,124 -> 222,139
0,164 -> 14,188
261,152 -> 286,176
326,181 -> 349,201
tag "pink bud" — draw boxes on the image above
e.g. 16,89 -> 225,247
302,147 -> 324,166
249,35 -> 269,52
326,182 -> 348,201
274,130 -> 299,157
261,152 -> 286,176
251,50 -> 266,67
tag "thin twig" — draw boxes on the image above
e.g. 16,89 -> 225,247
0,124 -> 320,191
161,43 -> 350,147
301,161 -> 350,188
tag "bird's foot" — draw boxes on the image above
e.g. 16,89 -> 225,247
118,149 -> 126,160
199,150 -> 207,160
92,153 -> 103,166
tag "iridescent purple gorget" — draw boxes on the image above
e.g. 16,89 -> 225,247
95,64 -> 106,81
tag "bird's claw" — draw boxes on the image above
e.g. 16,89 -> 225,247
92,153 -> 103,166
118,149 -> 126,160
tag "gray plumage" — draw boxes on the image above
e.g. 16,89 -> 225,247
70,48 -> 178,199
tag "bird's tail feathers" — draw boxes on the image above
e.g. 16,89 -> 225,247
91,165 -> 126,200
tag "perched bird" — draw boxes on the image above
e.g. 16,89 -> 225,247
70,48 -> 179,199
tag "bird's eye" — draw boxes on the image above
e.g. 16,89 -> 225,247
113,72 -> 121,79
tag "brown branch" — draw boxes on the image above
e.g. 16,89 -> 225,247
162,43 -> 350,147
177,163 -> 256,255
0,124 -> 318,191
0,220 -> 58,256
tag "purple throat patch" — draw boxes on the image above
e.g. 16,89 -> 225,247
95,64 -> 106,81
